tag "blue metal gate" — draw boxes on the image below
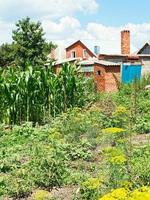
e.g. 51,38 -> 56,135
122,64 -> 142,83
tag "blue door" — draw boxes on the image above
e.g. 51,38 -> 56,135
122,64 -> 142,83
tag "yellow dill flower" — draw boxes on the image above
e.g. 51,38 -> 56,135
99,193 -> 116,200
99,188 -> 128,200
130,187 -> 150,200
99,187 -> 150,200
113,106 -> 128,116
102,127 -> 125,135
141,186 -> 150,193
82,178 -> 101,190
110,155 -> 127,164
33,190 -> 51,200
111,188 -> 128,199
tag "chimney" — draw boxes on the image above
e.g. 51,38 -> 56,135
94,46 -> 100,55
121,30 -> 130,55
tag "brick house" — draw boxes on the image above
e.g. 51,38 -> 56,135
94,61 -> 120,92
99,30 -> 150,76
79,60 -> 120,92
66,40 -> 96,60
53,39 -> 121,92
52,30 -> 149,92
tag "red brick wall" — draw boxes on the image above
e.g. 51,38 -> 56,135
121,30 -> 130,55
105,66 -> 121,92
94,64 -> 121,92
94,64 -> 106,92
66,42 -> 94,59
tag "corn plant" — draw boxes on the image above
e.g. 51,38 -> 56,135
0,63 -> 94,124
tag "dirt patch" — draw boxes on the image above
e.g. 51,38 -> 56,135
51,186 -> 77,200
132,134 -> 150,145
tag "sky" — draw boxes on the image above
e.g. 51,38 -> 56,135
0,0 -> 150,54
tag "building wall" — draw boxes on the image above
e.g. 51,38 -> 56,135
105,66 -> 120,92
94,64 -> 121,92
66,42 -> 94,60
94,64 -> 106,92
141,58 -> 150,75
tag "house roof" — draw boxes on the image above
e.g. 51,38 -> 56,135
66,40 -> 97,58
137,42 -> 150,54
99,54 -> 143,61
96,60 -> 121,66
53,57 -> 81,66
78,59 -> 120,66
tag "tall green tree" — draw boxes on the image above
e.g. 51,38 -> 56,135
0,43 -> 16,67
12,17 -> 55,67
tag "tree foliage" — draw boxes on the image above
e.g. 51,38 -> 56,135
0,17 -> 55,67
0,43 -> 16,67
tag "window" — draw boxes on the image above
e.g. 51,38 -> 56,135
71,50 -> 76,58
83,49 -> 87,58
97,70 -> 102,76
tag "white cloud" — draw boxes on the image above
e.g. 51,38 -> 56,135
0,20 -> 14,44
42,18 -> 150,54
0,0 -> 98,21
0,0 -> 149,54
1,15 -> 150,54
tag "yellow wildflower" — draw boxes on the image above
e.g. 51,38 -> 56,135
33,190 -> 51,200
102,127 -> 125,135
110,155 -> 127,164
82,178 -> 101,190
99,186 -> 150,200
111,188 -> 128,199
99,188 -> 128,200
113,106 -> 128,116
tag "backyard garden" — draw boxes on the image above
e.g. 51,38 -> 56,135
0,63 -> 150,199
0,17 -> 150,200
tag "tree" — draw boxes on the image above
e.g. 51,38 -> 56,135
0,43 -> 16,67
12,17 -> 55,67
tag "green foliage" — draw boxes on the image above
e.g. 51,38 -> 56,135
0,75 -> 150,199
0,17 -> 55,68
0,124 -> 69,198
64,141 -> 93,161
74,178 -> 101,200
12,17 -> 55,67
0,64 -> 94,124
0,43 -> 16,67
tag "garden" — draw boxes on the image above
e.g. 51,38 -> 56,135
0,64 -> 150,199
0,17 -> 150,200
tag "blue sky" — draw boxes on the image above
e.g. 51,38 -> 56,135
0,0 -> 150,54
77,0 -> 150,26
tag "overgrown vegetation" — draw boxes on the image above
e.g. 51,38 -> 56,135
0,74 -> 150,199
0,16 -> 150,200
